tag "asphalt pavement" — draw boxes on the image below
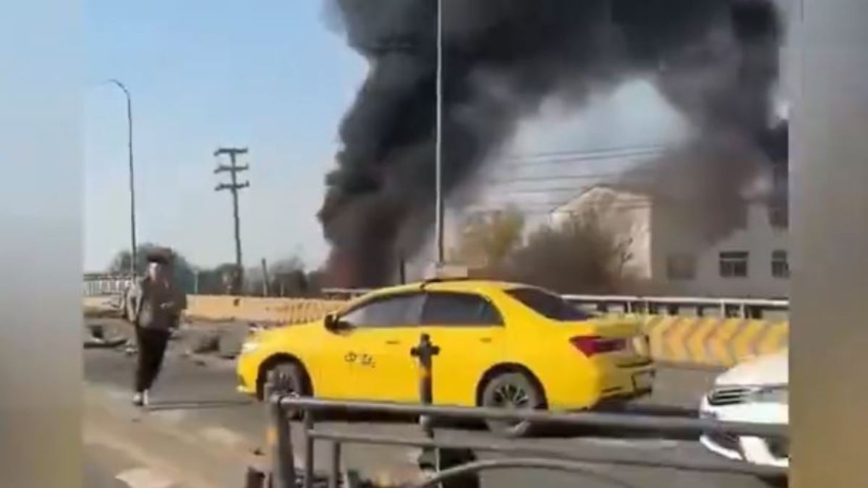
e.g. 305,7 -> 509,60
83,319 -> 780,488
84,443 -> 168,488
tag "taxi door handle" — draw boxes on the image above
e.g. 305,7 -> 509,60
385,340 -> 401,346
480,337 -> 492,343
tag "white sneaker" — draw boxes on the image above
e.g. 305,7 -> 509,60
142,390 -> 150,407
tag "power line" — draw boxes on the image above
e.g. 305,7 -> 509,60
485,170 -> 641,185
467,148 -> 663,214
491,150 -> 661,173
214,147 -> 250,295
465,203 -> 655,216
501,144 -> 666,162
466,193 -> 776,214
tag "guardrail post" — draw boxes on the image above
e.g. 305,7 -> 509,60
327,442 -> 341,488
302,412 -> 314,488
244,466 -> 266,488
410,333 -> 439,438
746,305 -> 763,319
411,333 -> 440,483
411,334 -> 479,488
266,371 -> 298,488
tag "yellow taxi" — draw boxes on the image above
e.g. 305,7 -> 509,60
236,278 -> 655,436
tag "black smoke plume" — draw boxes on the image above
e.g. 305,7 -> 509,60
320,0 -> 786,287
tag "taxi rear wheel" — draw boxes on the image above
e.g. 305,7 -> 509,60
480,371 -> 544,438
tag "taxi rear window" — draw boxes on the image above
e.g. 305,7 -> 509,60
506,287 -> 594,322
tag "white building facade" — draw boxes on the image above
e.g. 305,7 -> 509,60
552,185 -> 789,299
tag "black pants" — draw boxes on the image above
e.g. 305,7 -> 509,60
135,327 -> 170,393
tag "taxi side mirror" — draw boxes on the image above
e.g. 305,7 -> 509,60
324,313 -> 343,331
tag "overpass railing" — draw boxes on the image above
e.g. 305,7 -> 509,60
82,279 -> 790,319
82,274 -> 133,297
258,333 -> 788,488
321,288 -> 790,319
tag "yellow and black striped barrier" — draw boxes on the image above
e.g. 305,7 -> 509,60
175,296 -> 788,368
641,315 -> 788,367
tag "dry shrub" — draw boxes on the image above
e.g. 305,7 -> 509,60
501,210 -> 642,295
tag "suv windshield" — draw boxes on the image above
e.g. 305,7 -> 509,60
506,287 -> 595,322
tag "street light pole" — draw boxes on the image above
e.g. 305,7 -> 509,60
108,79 -> 138,279
434,0 -> 445,266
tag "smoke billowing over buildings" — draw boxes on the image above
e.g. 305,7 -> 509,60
319,0 -> 787,287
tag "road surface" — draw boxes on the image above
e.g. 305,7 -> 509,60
84,443 -> 175,488
83,319 -> 781,488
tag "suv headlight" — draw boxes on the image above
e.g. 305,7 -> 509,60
751,386 -> 788,404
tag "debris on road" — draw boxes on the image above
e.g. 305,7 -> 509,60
188,331 -> 221,354
83,323 -> 131,349
83,337 -> 129,349
242,465 -> 377,488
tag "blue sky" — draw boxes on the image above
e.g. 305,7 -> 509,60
84,1 -> 685,273
84,0 -> 366,271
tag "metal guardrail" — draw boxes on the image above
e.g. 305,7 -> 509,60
260,333 -> 788,488
82,278 -> 789,318
82,275 -> 133,297
321,288 -> 789,319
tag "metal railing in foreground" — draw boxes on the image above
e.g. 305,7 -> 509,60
259,334 -> 788,488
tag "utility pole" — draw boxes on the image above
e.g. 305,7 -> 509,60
434,0 -> 445,267
107,79 -> 137,278
260,258 -> 270,297
214,147 -> 250,295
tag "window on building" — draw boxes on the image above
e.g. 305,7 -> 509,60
771,250 -> 789,278
719,251 -> 749,278
769,164 -> 789,228
768,202 -> 789,228
772,163 -> 788,192
666,253 -> 697,280
734,203 -> 749,229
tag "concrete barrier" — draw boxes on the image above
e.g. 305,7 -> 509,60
83,296 -> 115,310
97,294 -> 789,367
640,315 -> 788,368
183,295 -> 345,325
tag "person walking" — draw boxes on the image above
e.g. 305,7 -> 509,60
129,248 -> 187,407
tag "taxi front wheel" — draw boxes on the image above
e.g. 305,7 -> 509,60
480,371 -> 544,438
263,361 -> 309,420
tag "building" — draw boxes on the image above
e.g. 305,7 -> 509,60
551,184 -> 789,299
551,186 -> 655,281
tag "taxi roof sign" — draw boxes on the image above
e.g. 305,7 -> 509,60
423,263 -> 469,280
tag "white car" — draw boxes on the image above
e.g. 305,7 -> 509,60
699,349 -> 789,469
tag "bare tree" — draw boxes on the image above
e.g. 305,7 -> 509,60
504,209 -> 639,294
107,243 -> 197,293
451,206 -> 525,274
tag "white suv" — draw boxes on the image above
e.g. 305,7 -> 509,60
699,349 -> 789,469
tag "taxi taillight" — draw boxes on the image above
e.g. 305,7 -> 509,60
569,336 -> 626,357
